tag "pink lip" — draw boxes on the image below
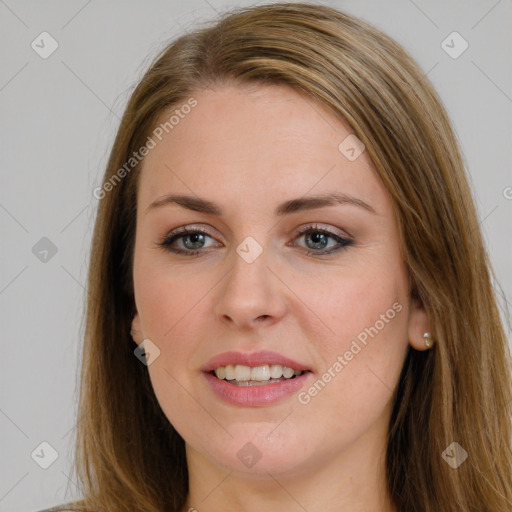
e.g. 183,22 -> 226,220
201,350 -> 311,373
203,371 -> 313,407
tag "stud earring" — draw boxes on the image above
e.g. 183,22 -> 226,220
130,329 -> 138,337
424,332 -> 433,349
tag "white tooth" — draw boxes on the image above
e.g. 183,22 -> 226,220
224,364 -> 235,380
251,365 -> 270,381
234,364 -> 251,381
216,363 -> 301,382
214,367 -> 226,380
269,364 -> 283,379
282,366 -> 295,378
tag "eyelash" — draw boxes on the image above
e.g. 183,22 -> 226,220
156,224 -> 353,257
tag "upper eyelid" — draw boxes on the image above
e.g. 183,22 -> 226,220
165,223 -> 350,240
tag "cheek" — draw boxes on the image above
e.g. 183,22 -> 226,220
289,285 -> 408,461
134,262 -> 211,391
302,259 -> 410,399
135,265 -> 209,433
135,261 -> 205,341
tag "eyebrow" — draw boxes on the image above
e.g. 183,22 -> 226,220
145,192 -> 377,216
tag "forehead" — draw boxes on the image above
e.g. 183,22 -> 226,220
137,83 -> 387,216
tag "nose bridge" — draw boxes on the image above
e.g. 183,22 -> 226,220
213,235 -> 286,326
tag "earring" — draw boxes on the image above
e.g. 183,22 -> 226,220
424,332 -> 433,349
130,329 -> 138,337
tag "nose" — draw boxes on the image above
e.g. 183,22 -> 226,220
212,243 -> 287,330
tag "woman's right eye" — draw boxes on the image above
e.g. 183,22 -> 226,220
157,227 -> 219,256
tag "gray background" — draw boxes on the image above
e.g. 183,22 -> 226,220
0,0 -> 511,511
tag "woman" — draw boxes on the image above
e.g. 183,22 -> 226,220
39,2 -> 512,511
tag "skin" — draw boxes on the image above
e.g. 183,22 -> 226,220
131,83 -> 429,512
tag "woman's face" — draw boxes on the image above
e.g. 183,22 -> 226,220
131,83 -> 427,478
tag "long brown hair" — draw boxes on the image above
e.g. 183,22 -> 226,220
63,3 -> 512,511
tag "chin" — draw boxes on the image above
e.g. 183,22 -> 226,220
196,431 -> 315,478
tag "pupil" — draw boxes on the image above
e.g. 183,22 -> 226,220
308,232 -> 327,249
185,233 -> 204,249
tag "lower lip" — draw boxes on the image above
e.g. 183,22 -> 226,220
203,371 -> 312,407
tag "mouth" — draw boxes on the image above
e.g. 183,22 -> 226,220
201,351 -> 313,407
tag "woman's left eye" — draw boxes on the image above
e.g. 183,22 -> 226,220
157,224 -> 353,257
291,225 -> 353,255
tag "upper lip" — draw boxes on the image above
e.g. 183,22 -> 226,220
201,350 -> 312,373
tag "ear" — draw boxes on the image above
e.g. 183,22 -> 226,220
407,294 -> 430,351
130,304 -> 143,345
